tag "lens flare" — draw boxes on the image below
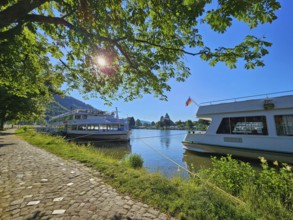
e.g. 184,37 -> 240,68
96,56 -> 107,66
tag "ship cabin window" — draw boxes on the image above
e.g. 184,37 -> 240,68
275,115 -> 293,136
107,125 -> 119,131
119,125 -> 124,131
71,125 -> 77,130
77,125 -> 86,130
74,115 -> 87,120
86,125 -> 99,131
217,116 -> 268,135
100,124 -> 108,131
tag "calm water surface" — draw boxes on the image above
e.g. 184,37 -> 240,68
78,129 -> 261,178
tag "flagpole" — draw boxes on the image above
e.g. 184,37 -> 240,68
186,97 -> 200,107
191,99 -> 200,107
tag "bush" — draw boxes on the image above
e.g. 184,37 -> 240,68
124,153 -> 144,169
200,155 -> 256,196
200,155 -> 293,219
256,158 -> 293,209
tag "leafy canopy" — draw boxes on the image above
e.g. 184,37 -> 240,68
0,0 -> 281,103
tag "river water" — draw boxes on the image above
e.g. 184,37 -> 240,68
78,129 -> 216,178
77,129 -> 265,178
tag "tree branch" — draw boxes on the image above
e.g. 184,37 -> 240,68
0,0 -> 49,29
23,14 -> 75,29
61,9 -> 77,19
59,59 -> 72,71
114,37 -> 128,42
0,23 -> 23,40
113,42 -> 137,69
134,39 -> 203,56
22,14 -> 112,43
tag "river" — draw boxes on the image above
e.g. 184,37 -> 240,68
77,129 -> 261,178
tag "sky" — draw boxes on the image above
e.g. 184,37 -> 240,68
69,0 -> 293,122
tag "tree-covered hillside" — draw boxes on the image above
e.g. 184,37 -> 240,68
46,95 -> 96,120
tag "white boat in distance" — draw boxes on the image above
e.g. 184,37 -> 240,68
182,95 -> 293,163
48,108 -> 130,141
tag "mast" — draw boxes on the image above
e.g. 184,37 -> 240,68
115,107 -> 119,119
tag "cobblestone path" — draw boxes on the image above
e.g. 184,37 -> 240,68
0,130 -> 174,220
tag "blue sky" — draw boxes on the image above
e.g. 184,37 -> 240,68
70,0 -> 293,122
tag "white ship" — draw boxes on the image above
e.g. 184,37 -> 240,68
48,108 -> 130,141
182,95 -> 293,163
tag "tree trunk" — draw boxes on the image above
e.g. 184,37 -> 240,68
0,112 -> 6,130
0,118 -> 4,130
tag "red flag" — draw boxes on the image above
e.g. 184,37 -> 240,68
186,97 -> 193,106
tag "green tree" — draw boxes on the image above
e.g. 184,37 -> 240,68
175,120 -> 184,128
135,119 -> 142,127
0,0 -> 281,103
0,86 -> 51,130
127,117 -> 135,129
164,113 -> 171,128
158,113 -> 174,128
186,120 -> 193,130
0,23 -> 63,127
194,119 -> 210,131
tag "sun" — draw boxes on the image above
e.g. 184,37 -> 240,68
96,56 -> 107,67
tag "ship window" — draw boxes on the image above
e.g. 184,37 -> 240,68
77,125 -> 86,130
100,125 -> 107,131
217,116 -> 268,135
108,125 -> 119,131
86,125 -> 99,131
75,115 -> 81,120
87,125 -> 94,130
217,118 -> 231,134
119,125 -> 124,131
275,115 -> 293,136
71,125 -> 77,130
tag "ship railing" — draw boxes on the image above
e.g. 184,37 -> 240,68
200,90 -> 293,106
188,130 -> 206,134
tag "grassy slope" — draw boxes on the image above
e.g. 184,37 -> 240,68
16,128 -> 292,220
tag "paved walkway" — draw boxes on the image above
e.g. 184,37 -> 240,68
0,130 -> 173,220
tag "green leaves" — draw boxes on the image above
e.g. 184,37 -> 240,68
0,0 -> 281,103
204,0 -> 281,31
199,35 -> 272,69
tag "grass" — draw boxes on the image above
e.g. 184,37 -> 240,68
16,127 -> 292,219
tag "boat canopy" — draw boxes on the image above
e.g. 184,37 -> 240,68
197,95 -> 293,117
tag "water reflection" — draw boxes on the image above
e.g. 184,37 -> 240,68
183,150 -> 264,173
182,151 -> 213,173
159,130 -> 171,149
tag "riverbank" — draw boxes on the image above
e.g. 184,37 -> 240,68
0,129 -> 172,219
13,127 -> 293,219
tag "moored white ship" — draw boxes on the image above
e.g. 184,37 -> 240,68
182,95 -> 293,163
48,108 -> 130,141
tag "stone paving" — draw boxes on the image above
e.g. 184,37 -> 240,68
0,130 -> 174,220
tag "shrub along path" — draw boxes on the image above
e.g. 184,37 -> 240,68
0,130 -> 173,220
